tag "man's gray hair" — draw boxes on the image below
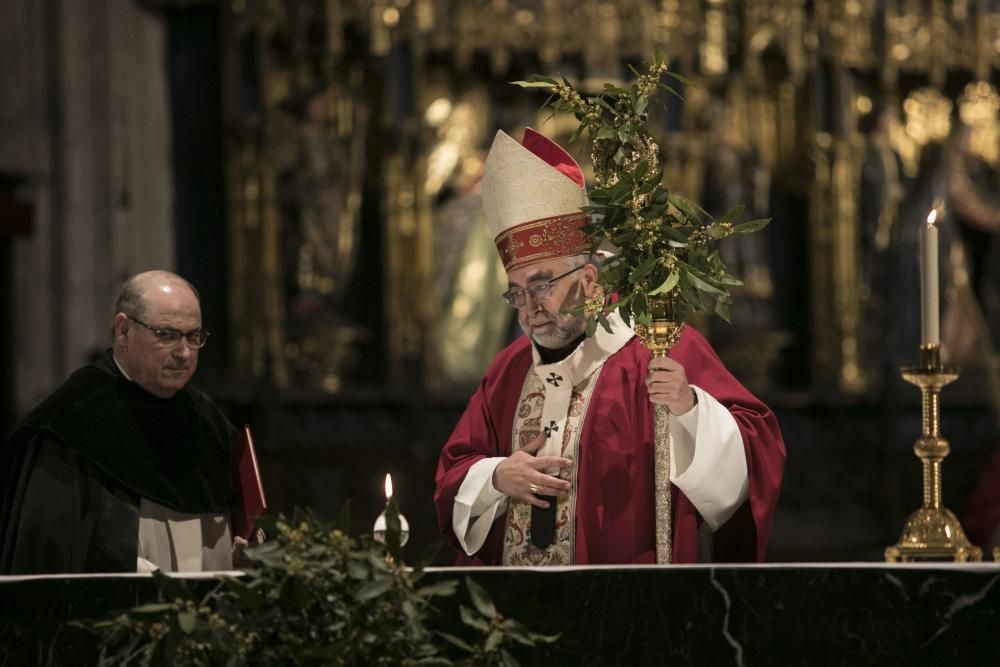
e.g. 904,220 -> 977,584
565,253 -> 601,270
110,271 -> 200,340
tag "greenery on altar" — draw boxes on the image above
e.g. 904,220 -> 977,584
515,49 -> 770,335
75,503 -> 557,666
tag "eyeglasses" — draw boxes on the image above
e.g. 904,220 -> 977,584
502,264 -> 585,309
128,316 -> 210,349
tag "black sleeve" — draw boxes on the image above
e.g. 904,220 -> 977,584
0,435 -> 138,574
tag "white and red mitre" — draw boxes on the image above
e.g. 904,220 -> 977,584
481,128 -> 591,273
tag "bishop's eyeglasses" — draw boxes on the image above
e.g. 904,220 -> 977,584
501,264 -> 585,308
128,316 -> 211,348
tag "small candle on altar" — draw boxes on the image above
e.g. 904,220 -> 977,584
920,209 -> 940,346
373,473 -> 410,546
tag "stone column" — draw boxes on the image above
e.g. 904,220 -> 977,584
0,0 -> 174,413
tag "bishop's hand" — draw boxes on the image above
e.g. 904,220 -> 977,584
646,356 -> 697,415
492,432 -> 572,509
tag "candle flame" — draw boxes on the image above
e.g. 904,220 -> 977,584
926,209 -> 938,226
384,473 -> 393,499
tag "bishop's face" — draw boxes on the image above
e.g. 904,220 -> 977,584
507,258 -> 598,350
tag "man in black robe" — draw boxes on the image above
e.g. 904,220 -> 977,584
0,271 -> 238,573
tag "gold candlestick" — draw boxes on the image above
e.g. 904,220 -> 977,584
885,344 -> 982,562
634,295 -> 685,564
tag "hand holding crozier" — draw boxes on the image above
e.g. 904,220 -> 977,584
645,356 -> 697,415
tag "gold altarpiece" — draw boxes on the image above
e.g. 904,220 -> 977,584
221,0 -> 1000,396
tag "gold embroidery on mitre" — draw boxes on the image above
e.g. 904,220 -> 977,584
503,235 -> 525,262
494,212 -> 591,272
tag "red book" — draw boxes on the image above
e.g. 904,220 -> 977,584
232,424 -> 267,540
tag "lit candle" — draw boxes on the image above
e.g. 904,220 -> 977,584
920,209 -> 940,346
373,473 -> 410,546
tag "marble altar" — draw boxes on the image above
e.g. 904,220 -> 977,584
2,564 -> 998,665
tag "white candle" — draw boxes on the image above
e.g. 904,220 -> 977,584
920,209 -> 940,345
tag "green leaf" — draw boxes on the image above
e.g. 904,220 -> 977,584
416,580 -> 459,598
585,316 -> 597,337
648,271 -> 679,296
717,204 -> 745,226
459,605 -> 490,633
595,127 -> 616,141
591,96 -> 617,115
664,70 -> 697,88
668,194 -> 709,220
368,551 -> 391,572
719,273 -> 744,286
654,46 -> 665,67
221,576 -> 266,610
633,159 -> 649,182
657,82 -> 685,101
466,577 -> 498,618
598,314 -> 613,334
638,174 -> 662,195
634,95 -> 649,115
177,610 -> 196,634
730,217 -> 771,235
679,264 -> 727,296
611,230 -> 638,246
355,576 -> 394,601
436,631 -> 474,653
656,227 -> 688,249
615,301 -> 632,324
348,559 -> 368,580
628,256 -> 659,284
126,603 -> 174,618
678,272 -> 703,312
510,80 -> 557,89
715,299 -> 731,322
485,629 -> 503,653
641,204 -> 666,220
633,291 -> 649,317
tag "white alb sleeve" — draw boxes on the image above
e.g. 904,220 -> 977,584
452,457 -> 510,555
667,384 -> 749,531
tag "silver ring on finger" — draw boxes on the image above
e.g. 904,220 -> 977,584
529,482 -> 540,494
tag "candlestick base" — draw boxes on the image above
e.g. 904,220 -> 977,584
884,508 -> 982,562
885,344 -> 982,563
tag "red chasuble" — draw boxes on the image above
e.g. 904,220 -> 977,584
434,326 -> 786,565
